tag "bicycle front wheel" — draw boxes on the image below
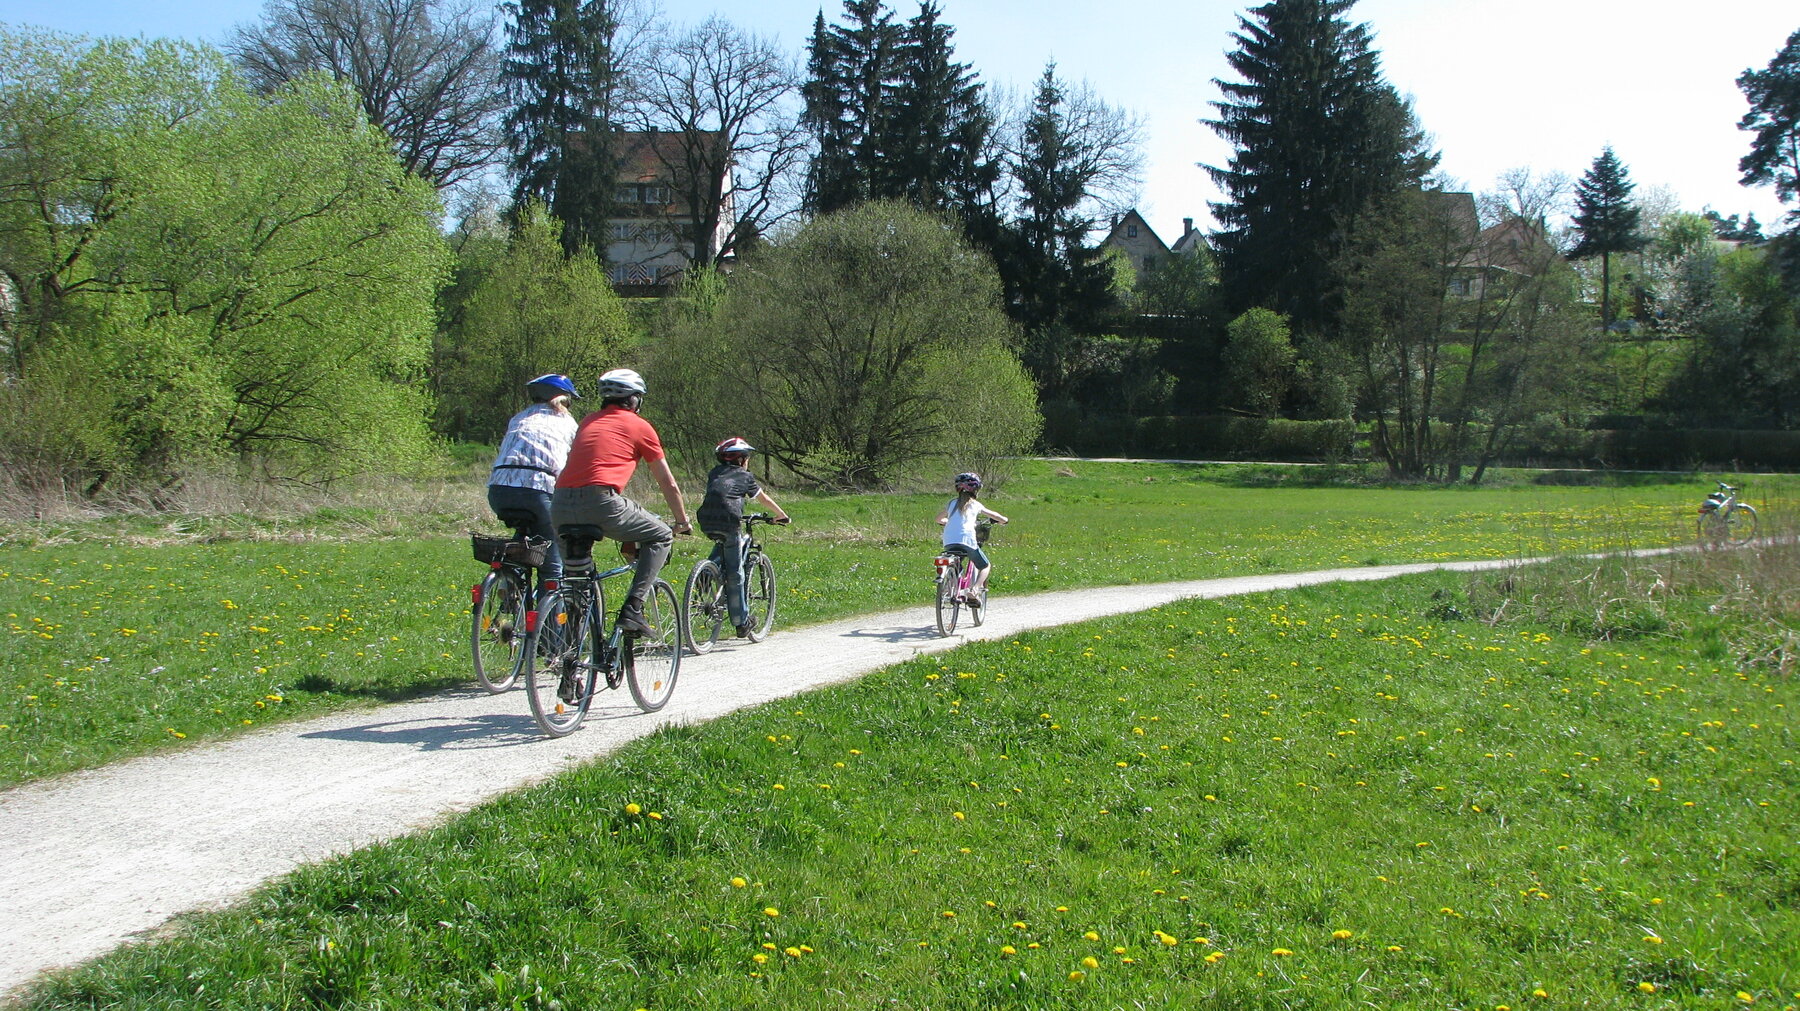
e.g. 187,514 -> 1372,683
1726,504 -> 1758,545
935,560 -> 963,637
472,569 -> 527,693
683,558 -> 725,654
525,588 -> 597,736
744,552 -> 778,642
626,579 -> 681,712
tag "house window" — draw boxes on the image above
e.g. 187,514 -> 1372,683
1448,278 -> 1472,296
1126,224 -> 1138,238
614,185 -> 640,204
643,185 -> 671,205
610,223 -> 635,241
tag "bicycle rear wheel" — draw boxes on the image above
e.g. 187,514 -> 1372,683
1726,504 -> 1758,545
744,552 -> 777,642
525,587 -> 596,736
472,569 -> 527,693
683,558 -> 725,654
935,559 -> 964,637
627,579 -> 681,711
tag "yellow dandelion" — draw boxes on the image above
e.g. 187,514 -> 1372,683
1011,921 -> 1028,930
1386,945 -> 1403,952
1272,947 -> 1294,956
1084,931 -> 1101,941
1113,946 -> 1127,955
763,907 -> 780,918
730,877 -> 747,888
1082,956 -> 1099,969
751,953 -> 768,964
783,947 -> 802,958
1331,930 -> 1353,940
1736,993 -> 1754,1004
1156,931 -> 1178,946
1055,905 -> 1069,912
1000,945 -> 1017,955
1637,983 -> 1656,994
1068,970 -> 1085,981
647,811 -> 663,820
941,910 -> 956,919
1204,951 -> 1225,963
1533,989 -> 1548,998
1642,935 -> 1662,944
953,811 -> 965,820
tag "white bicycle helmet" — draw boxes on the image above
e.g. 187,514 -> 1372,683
715,436 -> 754,460
595,368 -> 647,400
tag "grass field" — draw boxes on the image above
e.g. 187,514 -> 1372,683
17,542 -> 1796,1010
0,462 -> 1786,788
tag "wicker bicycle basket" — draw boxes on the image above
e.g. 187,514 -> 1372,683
471,533 -> 550,568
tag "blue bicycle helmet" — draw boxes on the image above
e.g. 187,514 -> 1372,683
526,373 -> 580,401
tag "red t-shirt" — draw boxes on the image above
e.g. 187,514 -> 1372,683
556,407 -> 665,490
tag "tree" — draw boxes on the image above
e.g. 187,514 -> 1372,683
628,17 -> 807,268
888,2 -> 1001,226
502,0 -> 641,254
1661,242 -> 1800,427
1569,146 -> 1646,326
0,28 -> 447,486
1007,63 -> 1144,393
801,0 -> 902,215
228,0 -> 507,189
1223,308 -> 1296,418
1738,28 -> 1800,213
1205,0 -> 1435,334
652,201 -> 1038,488
433,204 -> 631,440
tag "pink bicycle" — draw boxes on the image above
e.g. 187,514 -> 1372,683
933,520 -> 994,636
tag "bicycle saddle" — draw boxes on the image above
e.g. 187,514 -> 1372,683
494,508 -> 538,532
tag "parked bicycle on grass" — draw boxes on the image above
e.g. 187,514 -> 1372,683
521,530 -> 682,736
1697,480 -> 1758,547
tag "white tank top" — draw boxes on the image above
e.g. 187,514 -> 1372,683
942,497 -> 982,547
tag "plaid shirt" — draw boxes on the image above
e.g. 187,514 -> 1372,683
487,404 -> 578,493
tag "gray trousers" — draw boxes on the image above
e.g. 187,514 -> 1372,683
550,485 -> 673,611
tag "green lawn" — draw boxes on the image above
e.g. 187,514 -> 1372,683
18,548 -> 1796,1009
0,462 -> 1785,787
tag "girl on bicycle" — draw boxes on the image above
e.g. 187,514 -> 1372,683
697,438 -> 789,637
936,472 -> 1008,607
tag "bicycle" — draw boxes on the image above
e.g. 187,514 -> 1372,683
1697,480 -> 1758,547
683,513 -> 784,654
521,526 -> 682,736
469,512 -> 551,693
934,518 -> 997,637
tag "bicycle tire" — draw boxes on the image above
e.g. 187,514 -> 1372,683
1726,504 -> 1758,545
744,552 -> 777,642
971,582 -> 987,627
525,587 -> 597,736
935,558 -> 963,637
683,558 -> 725,654
472,568 -> 527,693
627,579 -> 681,711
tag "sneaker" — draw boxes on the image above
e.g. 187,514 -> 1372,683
967,594 -> 983,610
735,623 -> 752,638
615,606 -> 651,635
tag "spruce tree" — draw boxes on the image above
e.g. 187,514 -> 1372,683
1569,146 -> 1645,327
1011,64 -> 1116,384
501,0 -> 623,255
801,0 -> 902,214
1205,0 -> 1434,334
890,1 -> 1000,222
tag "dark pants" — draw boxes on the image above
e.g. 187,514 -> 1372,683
550,485 -> 673,613
487,483 -> 562,585
707,530 -> 750,627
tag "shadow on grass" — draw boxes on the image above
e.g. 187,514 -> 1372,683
293,673 -> 471,703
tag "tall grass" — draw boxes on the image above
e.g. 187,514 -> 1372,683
17,540 -> 1798,1009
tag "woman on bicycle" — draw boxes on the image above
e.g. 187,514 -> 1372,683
935,472 -> 1008,607
487,374 -> 580,588
697,438 -> 789,637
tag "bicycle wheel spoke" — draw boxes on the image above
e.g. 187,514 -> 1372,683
745,553 -> 777,642
627,580 -> 681,711
472,570 -> 526,693
526,589 -> 594,736
683,559 -> 724,654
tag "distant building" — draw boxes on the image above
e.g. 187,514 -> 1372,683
1100,209 -> 1170,284
606,131 -> 737,295
1427,190 -> 1560,300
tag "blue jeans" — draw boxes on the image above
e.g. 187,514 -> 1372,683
487,484 -> 562,585
708,530 -> 750,627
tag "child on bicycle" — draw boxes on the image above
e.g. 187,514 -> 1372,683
697,438 -> 789,637
936,472 -> 1008,607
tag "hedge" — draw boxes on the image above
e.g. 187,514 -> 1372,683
1040,414 -> 1354,461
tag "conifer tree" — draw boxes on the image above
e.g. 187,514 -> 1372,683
1569,146 -> 1645,326
1738,28 -> 1800,210
501,0 -> 625,255
801,0 -> 901,214
890,2 -> 1000,224
1205,0 -> 1434,334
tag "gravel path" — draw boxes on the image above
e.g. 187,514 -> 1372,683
0,557 -> 1529,996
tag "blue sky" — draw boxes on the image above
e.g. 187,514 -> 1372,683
8,0 -> 1796,240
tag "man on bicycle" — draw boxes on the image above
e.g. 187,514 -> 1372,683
551,368 -> 691,634
487,373 -> 579,589
697,438 -> 789,637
